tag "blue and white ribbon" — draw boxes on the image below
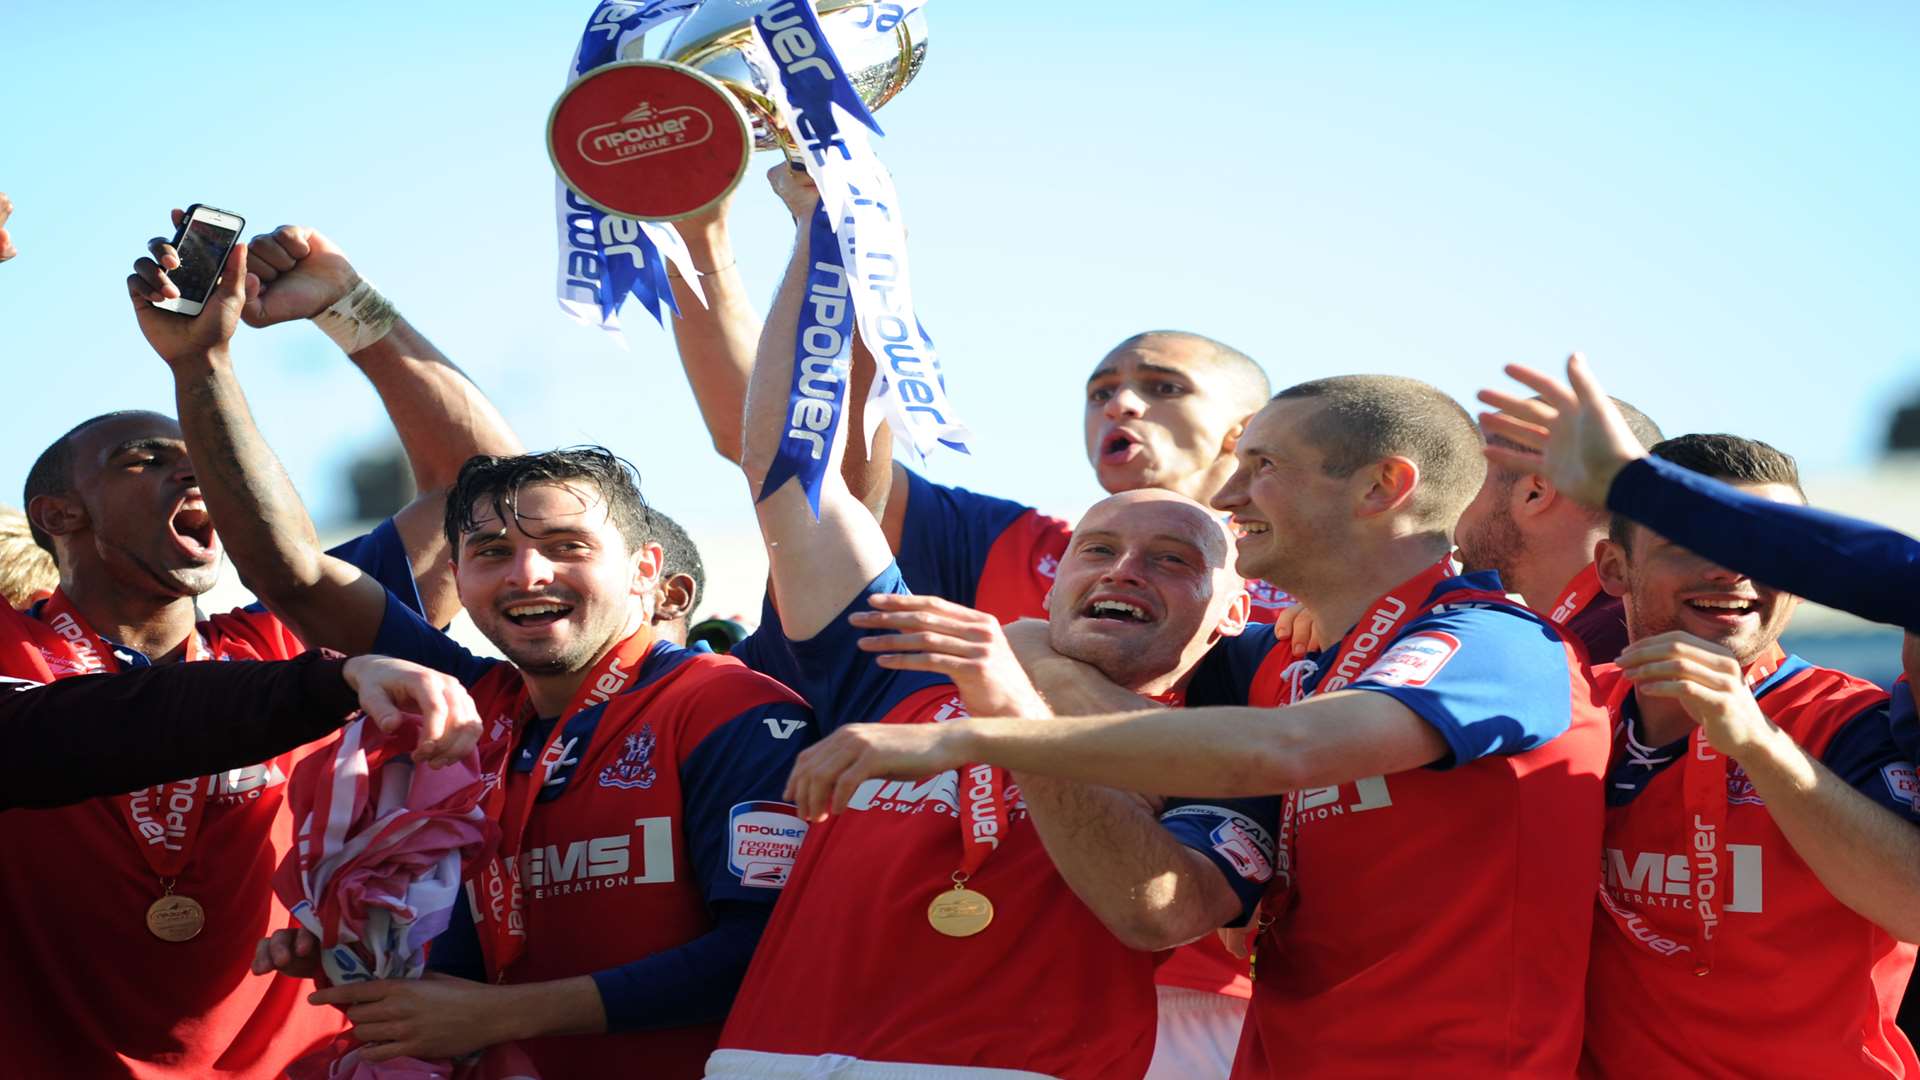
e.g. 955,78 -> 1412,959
553,0 -> 706,338
758,202 -> 856,514
746,0 -> 969,514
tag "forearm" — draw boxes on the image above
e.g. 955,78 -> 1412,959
3,654 -> 356,810
1736,728 -> 1920,941
171,350 -> 328,593
1022,648 -> 1160,717
669,221 -> 759,465
1016,774 -> 1232,950
743,209 -> 893,640
1610,456 -> 1920,632
345,317 -> 522,489
486,975 -> 606,1041
956,692 -> 1443,797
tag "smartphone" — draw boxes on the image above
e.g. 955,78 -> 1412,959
154,204 -> 245,317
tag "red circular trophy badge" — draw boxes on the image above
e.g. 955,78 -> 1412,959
547,60 -> 753,222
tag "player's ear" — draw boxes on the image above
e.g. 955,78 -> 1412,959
26,492 -> 86,546
654,573 -> 697,623
1594,536 -> 1630,598
1214,586 -> 1251,640
1514,474 -> 1556,518
631,540 -> 664,597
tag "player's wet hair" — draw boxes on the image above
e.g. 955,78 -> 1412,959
1108,330 -> 1270,417
21,410 -> 173,557
648,508 -> 705,615
445,447 -> 652,557
1272,375 -> 1485,528
1609,433 -> 1805,550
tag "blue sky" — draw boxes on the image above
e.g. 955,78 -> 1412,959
2,2 -> 1915,553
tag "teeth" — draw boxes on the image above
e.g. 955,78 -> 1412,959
1690,599 -> 1752,611
1239,522 -> 1270,535
506,602 -> 569,617
1089,600 -> 1148,622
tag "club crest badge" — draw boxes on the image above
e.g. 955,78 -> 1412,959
598,724 -> 658,790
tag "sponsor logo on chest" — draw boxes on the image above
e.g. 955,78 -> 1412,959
1604,844 -> 1764,914
521,816 -> 675,900
1293,775 -> 1396,830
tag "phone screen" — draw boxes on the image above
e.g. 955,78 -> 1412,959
171,217 -> 240,303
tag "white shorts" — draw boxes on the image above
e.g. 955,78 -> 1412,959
706,1049 -> 1058,1080
1144,986 -> 1249,1080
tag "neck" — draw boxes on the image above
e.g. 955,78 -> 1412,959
1293,534 -> 1452,642
1512,525 -> 1604,613
521,617 -> 652,718
1634,693 -> 1696,748
58,572 -> 200,663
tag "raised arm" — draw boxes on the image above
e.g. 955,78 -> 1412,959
1482,354 -> 1920,632
240,225 -> 523,625
739,169 -> 894,640
129,241 -> 392,654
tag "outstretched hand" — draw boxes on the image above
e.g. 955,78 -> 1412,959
1475,353 -> 1647,509
849,592 -> 1050,719
128,208 -> 253,364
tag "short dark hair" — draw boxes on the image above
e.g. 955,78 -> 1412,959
1111,330 -> 1270,415
1610,433 -> 1805,548
444,447 -> 651,557
648,508 -> 705,615
1272,375 -> 1484,527
22,411 -> 164,556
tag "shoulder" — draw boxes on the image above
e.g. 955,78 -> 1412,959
1767,660 -> 1891,740
204,607 -> 306,659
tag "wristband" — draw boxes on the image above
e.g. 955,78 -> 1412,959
313,278 -> 398,354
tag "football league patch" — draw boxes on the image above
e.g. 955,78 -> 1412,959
1207,811 -> 1275,883
1881,763 -> 1920,813
729,801 -> 808,888
1358,631 -> 1461,689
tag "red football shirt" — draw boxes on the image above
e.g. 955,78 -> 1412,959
1583,655 -> 1920,1078
0,599 -> 347,1079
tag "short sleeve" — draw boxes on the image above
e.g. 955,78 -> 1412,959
1346,604 -> 1576,769
1161,796 -> 1283,926
326,518 -> 426,617
784,564 -> 949,735
679,699 -> 817,905
893,467 -> 1038,610
370,589 -> 496,686
1187,625 -> 1286,709
1819,691 -> 1920,826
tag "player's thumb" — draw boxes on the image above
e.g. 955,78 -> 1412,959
361,689 -> 404,734
212,242 -> 249,307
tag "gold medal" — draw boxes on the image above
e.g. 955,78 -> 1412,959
145,893 -> 206,943
927,885 -> 994,938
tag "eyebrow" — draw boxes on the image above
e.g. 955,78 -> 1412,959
109,438 -> 181,456
1085,361 -> 1194,388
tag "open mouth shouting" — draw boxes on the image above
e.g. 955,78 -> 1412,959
1099,428 -> 1146,467
167,497 -> 218,562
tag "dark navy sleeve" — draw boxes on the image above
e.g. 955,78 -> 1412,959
1610,455 -> 1920,633
893,466 -> 1035,609
589,902 -> 772,1031
369,589 -> 496,686
1347,604 -> 1576,769
727,592 -> 806,692
1819,689 -> 1920,826
785,563 -> 950,735
1161,796 -> 1283,926
424,890 -> 486,981
1187,624 -> 1285,708
680,700 -> 816,905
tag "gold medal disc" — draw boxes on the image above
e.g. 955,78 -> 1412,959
146,893 -> 206,943
927,886 -> 994,938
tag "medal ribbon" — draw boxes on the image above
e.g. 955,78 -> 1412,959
473,628 -> 656,978
1261,559 -> 1459,923
552,0 -> 705,336
1602,644 -> 1784,975
37,591 -> 215,883
744,0 -> 971,516
1546,562 -> 1606,627
955,762 -> 1010,882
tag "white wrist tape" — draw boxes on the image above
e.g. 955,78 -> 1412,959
313,278 -> 398,354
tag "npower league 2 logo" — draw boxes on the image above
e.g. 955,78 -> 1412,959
577,101 -> 714,166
